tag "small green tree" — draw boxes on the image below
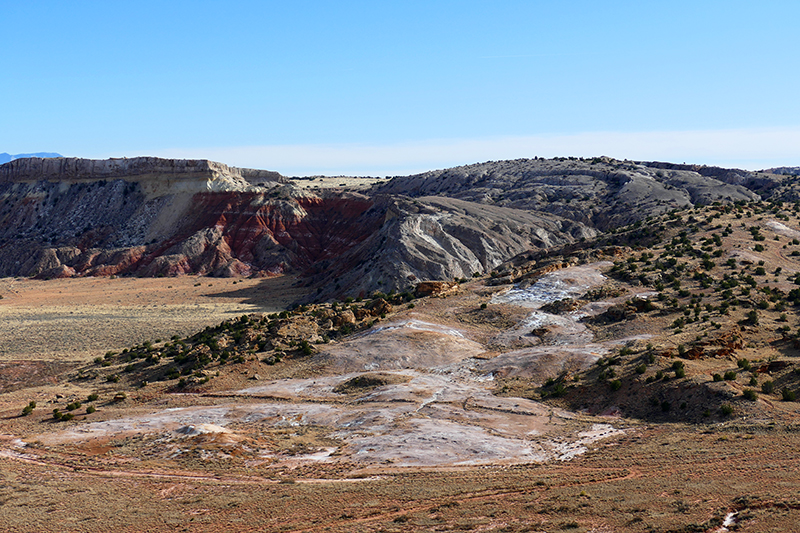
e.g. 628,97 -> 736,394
21,401 -> 36,416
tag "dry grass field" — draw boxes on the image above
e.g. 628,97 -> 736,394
0,275 -> 306,361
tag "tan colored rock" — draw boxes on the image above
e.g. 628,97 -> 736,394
332,310 -> 356,327
365,298 -> 392,316
414,281 -> 458,298
315,308 -> 336,320
277,317 -> 319,339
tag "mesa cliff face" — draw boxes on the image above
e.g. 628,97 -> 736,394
0,156 -> 284,185
0,155 -> 791,299
0,174 -> 379,280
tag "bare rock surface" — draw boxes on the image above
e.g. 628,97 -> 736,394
17,262 -> 628,468
0,156 -> 284,190
373,157 -> 759,230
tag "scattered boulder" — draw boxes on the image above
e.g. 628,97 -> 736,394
332,310 -> 356,327
597,302 -> 637,323
540,298 -> 583,314
594,298 -> 656,323
757,361 -> 790,374
365,298 -> 392,316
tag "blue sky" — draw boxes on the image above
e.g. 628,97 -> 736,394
2,1 -> 799,175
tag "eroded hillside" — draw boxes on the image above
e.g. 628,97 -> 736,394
4,155 -> 797,301
7,200 -> 800,531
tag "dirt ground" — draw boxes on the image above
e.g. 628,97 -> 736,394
5,206 -> 800,533
2,422 -> 798,532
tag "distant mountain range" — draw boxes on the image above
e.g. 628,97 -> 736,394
0,152 -> 62,164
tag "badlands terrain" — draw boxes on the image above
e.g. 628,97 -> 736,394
3,157 -> 800,531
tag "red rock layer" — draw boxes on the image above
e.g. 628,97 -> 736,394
132,193 -> 380,277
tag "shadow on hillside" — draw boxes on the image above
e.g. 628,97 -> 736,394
203,276 -> 310,311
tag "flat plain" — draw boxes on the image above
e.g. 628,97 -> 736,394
0,275 -> 305,361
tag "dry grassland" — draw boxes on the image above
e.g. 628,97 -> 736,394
0,275 -> 306,361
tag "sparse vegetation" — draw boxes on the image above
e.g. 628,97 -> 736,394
11,178 -> 800,530
21,401 -> 36,416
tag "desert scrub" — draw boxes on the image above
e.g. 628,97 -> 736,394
21,400 -> 36,416
743,389 -> 758,401
720,404 -> 734,416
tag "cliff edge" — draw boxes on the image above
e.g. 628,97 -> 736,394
0,156 -> 286,197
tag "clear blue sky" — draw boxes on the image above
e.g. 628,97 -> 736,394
2,1 -> 799,175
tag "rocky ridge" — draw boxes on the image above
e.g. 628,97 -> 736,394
374,157 -> 759,230
1,155 -> 796,300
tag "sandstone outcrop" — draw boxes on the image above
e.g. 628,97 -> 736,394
414,281 -> 459,298
0,161 -> 381,281
0,156 -> 284,188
